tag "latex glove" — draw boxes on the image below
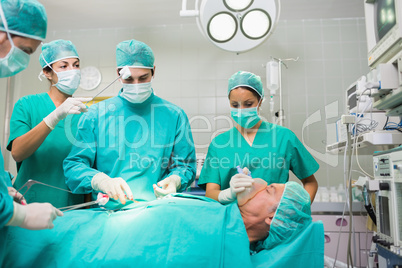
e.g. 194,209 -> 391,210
43,97 -> 92,130
91,172 -> 133,204
218,174 -> 254,204
242,167 -> 251,176
153,175 -> 181,199
7,187 -> 27,205
6,202 -> 63,230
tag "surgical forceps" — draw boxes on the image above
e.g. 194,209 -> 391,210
16,179 -> 72,203
85,66 -> 131,104
58,200 -> 103,212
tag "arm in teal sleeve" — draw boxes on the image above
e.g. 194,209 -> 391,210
0,160 -> 14,227
167,111 -> 196,192
7,98 -> 32,151
63,111 -> 99,194
198,142 -> 221,190
288,131 -> 319,179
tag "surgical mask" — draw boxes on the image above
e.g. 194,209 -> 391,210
120,82 -> 153,104
231,105 -> 261,129
0,4 -> 30,78
52,69 -> 81,95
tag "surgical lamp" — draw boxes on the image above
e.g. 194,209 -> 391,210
180,0 -> 280,53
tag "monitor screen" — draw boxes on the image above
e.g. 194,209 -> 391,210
376,0 -> 397,40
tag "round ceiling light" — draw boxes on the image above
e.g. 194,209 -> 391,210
224,0 -> 253,12
207,12 -> 237,43
241,9 -> 271,39
187,0 -> 280,53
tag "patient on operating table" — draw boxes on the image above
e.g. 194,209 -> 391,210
237,179 -> 312,251
1,179 -> 315,267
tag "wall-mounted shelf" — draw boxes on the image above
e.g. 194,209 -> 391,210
326,130 -> 402,155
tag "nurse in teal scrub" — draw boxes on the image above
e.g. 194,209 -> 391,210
7,39 -> 90,208
198,71 -> 319,204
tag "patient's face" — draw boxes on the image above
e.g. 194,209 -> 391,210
239,182 -> 285,242
242,183 -> 285,218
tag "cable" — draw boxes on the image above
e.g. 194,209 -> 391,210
355,145 -> 374,179
346,122 -> 355,268
382,116 -> 389,130
332,139 -> 351,268
354,92 -> 375,179
332,202 -> 348,268
345,89 -> 370,267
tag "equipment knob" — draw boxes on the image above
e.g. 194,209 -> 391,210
372,235 -> 379,242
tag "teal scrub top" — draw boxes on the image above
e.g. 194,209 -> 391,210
0,143 -> 13,227
63,92 -> 196,203
7,93 -> 84,208
0,143 -> 14,267
198,121 -> 319,190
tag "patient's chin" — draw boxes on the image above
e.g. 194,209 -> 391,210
237,178 -> 268,207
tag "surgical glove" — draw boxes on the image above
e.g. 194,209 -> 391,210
43,97 -> 92,130
91,172 -> 134,204
218,174 -> 254,204
6,202 -> 63,230
7,187 -> 27,205
153,175 -> 182,199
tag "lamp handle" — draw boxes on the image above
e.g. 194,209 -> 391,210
180,0 -> 199,17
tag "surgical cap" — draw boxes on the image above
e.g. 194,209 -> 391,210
228,71 -> 264,99
116,39 -> 154,69
0,0 -> 47,41
259,181 -> 312,250
39,40 -> 79,68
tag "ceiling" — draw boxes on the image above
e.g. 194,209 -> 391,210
40,0 -> 365,32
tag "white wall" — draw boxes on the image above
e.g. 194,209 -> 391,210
2,17 -> 371,187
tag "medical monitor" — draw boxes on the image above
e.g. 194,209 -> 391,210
365,0 -> 402,67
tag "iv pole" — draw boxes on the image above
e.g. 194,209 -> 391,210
266,57 -> 299,126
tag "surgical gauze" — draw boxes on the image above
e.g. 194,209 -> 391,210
237,178 -> 267,207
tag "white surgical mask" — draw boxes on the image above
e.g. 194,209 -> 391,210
120,82 -> 153,103
0,3 -> 30,78
52,69 -> 81,95
40,53 -> 81,95
0,44 -> 30,78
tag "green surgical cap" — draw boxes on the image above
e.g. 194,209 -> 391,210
0,0 -> 47,41
228,71 -> 264,99
39,40 -> 79,68
259,181 -> 312,251
116,39 -> 154,69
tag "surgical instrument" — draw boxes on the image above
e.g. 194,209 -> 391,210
58,193 -> 109,212
85,66 -> 131,104
17,179 -> 72,203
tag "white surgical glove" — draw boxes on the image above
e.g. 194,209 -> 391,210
153,175 -> 182,199
218,174 -> 254,204
6,202 -> 63,230
91,172 -> 133,204
43,97 -> 92,130
8,187 -> 27,205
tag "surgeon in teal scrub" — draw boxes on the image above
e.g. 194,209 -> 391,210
198,71 -> 319,204
64,39 -> 196,205
7,39 -> 90,208
0,0 -> 63,231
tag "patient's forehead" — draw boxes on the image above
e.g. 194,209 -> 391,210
239,180 -> 285,215
254,183 -> 285,205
